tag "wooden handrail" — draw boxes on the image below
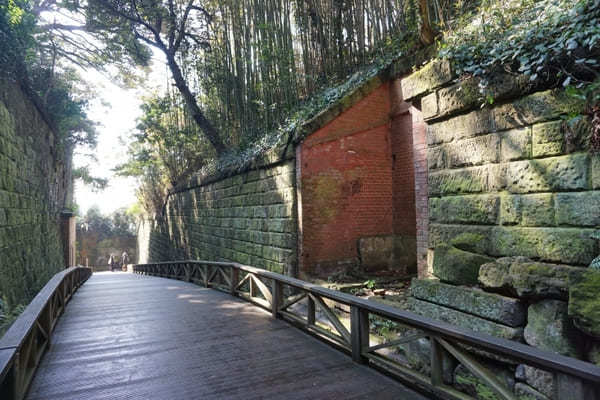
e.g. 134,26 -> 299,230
134,260 -> 600,400
0,266 -> 92,400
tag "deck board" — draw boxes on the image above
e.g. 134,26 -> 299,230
27,272 -> 427,400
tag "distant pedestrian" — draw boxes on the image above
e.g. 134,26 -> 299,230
108,255 -> 115,272
121,251 -> 129,271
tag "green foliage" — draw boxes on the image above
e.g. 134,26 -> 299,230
0,296 -> 26,336
1,0 -> 99,152
439,0 -> 600,88
73,166 -> 108,191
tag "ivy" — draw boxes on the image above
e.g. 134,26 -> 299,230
439,0 -> 600,89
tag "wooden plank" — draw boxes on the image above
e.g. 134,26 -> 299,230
309,294 -> 351,344
351,306 -> 369,364
250,275 -> 272,304
367,333 -> 427,352
280,292 -> 307,311
272,280 -> 282,318
430,337 -> 443,387
438,338 -> 516,400
134,261 -> 600,385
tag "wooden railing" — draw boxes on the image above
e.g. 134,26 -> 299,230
134,261 -> 600,400
0,266 -> 92,400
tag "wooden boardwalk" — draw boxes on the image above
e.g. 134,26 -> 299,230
26,272 -> 427,400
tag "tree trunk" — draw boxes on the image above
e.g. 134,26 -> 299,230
419,0 -> 435,45
165,52 -> 227,155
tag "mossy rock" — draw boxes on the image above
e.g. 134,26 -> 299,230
433,244 -> 494,285
450,232 -> 488,254
568,269 -> 600,338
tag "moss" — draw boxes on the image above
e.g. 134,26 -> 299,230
451,232 -> 488,254
455,371 -> 503,400
568,269 -> 600,337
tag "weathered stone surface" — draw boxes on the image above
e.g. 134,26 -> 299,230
593,155 -> 600,190
520,194 -> 554,227
431,78 -> 481,120
532,120 -> 564,157
447,134 -> 500,167
429,166 -> 489,196
514,382 -> 551,400
427,145 -> 446,170
433,244 -> 494,285
428,224 -> 493,252
422,92 -> 439,120
409,298 -> 524,340
524,300 -> 582,358
494,90 -> 569,131
478,257 -> 585,299
505,153 -> 589,194
401,59 -> 453,100
555,191 -> 600,227
429,194 -> 499,225
403,337 -> 456,383
489,226 -> 597,265
450,232 -> 488,254
568,269 -> 600,339
410,278 -> 526,326
499,193 -> 556,227
427,109 -> 494,145
501,127 -> 532,161
454,363 -> 515,400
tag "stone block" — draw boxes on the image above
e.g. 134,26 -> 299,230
489,226 -> 597,265
593,154 -> 600,190
428,166 -> 488,196
427,109 -> 494,145
449,232 -> 488,254
447,134 -> 500,167
514,382 -> 551,400
520,194 -> 554,226
427,146 -> 446,171
428,223 -> 493,252
568,269 -> 600,339
494,90 -> 568,131
478,257 -> 585,299
524,300 -> 582,358
501,127 -> 531,161
428,194 -> 499,225
505,153 -> 589,194
410,278 -> 526,326
432,243 -> 494,285
555,191 -> 600,227
400,59 -> 453,100
499,193 -> 521,225
533,120 -> 564,157
408,298 -> 523,340
421,92 -> 439,120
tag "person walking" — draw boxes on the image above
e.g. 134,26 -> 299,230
121,251 -> 129,271
108,255 -> 115,272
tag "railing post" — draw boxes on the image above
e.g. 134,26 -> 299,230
350,306 -> 369,364
271,280 -> 282,319
307,296 -> 315,327
430,337 -> 443,387
555,373 -> 598,400
230,267 -> 239,296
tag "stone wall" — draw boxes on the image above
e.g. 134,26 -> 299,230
144,160 -> 297,275
0,79 -> 71,328
398,61 -> 600,398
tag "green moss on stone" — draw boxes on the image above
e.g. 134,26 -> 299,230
568,270 -> 600,338
450,232 -> 488,254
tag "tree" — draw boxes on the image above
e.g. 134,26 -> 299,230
82,0 -> 227,155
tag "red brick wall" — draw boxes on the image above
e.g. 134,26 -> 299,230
300,84 -> 392,277
299,81 -> 428,278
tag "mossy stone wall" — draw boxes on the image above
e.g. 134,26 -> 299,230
145,160 -> 297,275
0,79 -> 70,329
